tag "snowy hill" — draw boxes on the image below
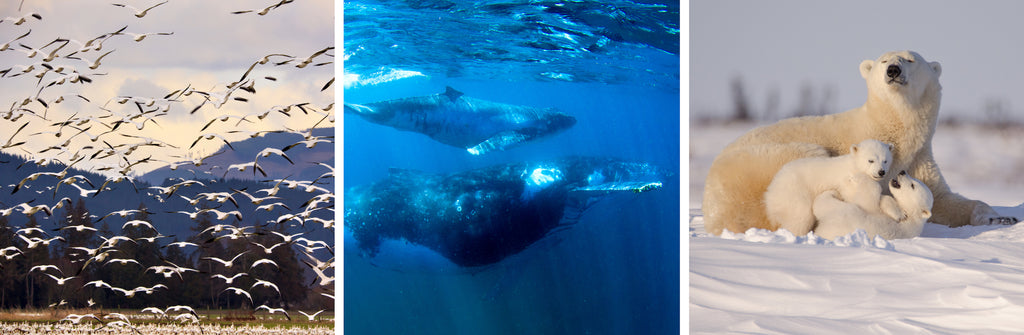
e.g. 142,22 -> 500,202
689,122 -> 1024,334
0,144 -> 333,242
139,127 -> 334,187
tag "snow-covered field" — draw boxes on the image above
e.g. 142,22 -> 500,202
689,122 -> 1024,334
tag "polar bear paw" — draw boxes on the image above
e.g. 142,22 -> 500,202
990,217 -> 1020,225
972,205 -> 1019,226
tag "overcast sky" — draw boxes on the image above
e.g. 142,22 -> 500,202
691,0 -> 1024,122
0,1 -> 334,174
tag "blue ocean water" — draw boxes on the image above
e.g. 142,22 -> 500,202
344,1 -> 680,334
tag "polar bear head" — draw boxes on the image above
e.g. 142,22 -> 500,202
859,50 -> 942,106
850,139 -> 893,181
889,170 -> 934,222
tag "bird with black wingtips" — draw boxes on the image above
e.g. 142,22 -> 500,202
0,29 -> 30,51
294,46 -> 333,68
254,147 -> 294,165
190,133 -> 236,151
303,259 -> 333,287
232,0 -> 295,16
124,31 -> 173,42
2,121 -> 30,149
65,49 -> 115,70
111,1 -> 168,18
0,12 -> 41,25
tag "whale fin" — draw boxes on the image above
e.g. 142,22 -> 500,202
344,103 -> 373,115
467,131 -> 529,155
558,181 -> 663,228
573,181 -> 664,194
443,86 -> 464,102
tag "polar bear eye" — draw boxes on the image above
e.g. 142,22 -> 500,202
868,160 -> 875,163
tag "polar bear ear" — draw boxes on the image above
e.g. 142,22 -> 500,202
930,61 -> 942,77
850,143 -> 859,154
921,209 -> 932,219
887,143 -> 894,152
860,60 -> 874,79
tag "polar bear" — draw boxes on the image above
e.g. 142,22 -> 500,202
812,171 -> 933,240
764,139 -> 893,236
702,50 -> 1016,235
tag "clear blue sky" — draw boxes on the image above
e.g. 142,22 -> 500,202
690,0 -> 1024,122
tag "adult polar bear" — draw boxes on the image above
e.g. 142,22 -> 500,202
703,50 -> 1017,235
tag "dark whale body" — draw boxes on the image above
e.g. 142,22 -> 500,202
344,156 -> 664,268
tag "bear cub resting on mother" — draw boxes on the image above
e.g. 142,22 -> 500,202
765,139 -> 898,236
813,170 -> 934,240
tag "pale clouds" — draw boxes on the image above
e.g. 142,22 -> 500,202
0,0 -> 334,174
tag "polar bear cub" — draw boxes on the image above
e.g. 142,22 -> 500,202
764,139 -> 893,235
813,171 -> 934,240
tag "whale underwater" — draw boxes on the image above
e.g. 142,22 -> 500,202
344,86 -> 577,155
344,156 -> 666,271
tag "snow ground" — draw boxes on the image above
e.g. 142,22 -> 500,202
689,122 -> 1024,334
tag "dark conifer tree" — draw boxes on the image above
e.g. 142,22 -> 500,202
20,216 -> 52,308
0,215 -> 20,308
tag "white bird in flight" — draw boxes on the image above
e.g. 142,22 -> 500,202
250,241 -> 285,254
222,287 -> 253,305
112,1 -> 168,18
251,279 -> 281,295
202,251 -> 248,269
298,309 -> 324,322
1,246 -> 23,260
44,273 -> 76,286
255,147 -> 294,165
250,258 -> 279,270
65,49 -> 115,70
0,29 -> 31,51
211,273 -> 248,285
0,12 -> 42,25
29,264 -> 62,275
255,304 -> 290,320
122,219 -> 155,230
124,31 -> 174,42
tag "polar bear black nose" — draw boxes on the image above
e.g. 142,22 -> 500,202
899,170 -> 907,176
878,170 -> 886,177
886,64 -> 901,79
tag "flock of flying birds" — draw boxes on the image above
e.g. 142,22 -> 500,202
0,0 -> 334,330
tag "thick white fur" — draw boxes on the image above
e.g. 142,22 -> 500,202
813,172 -> 934,240
765,139 -> 892,235
703,50 -> 1008,235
